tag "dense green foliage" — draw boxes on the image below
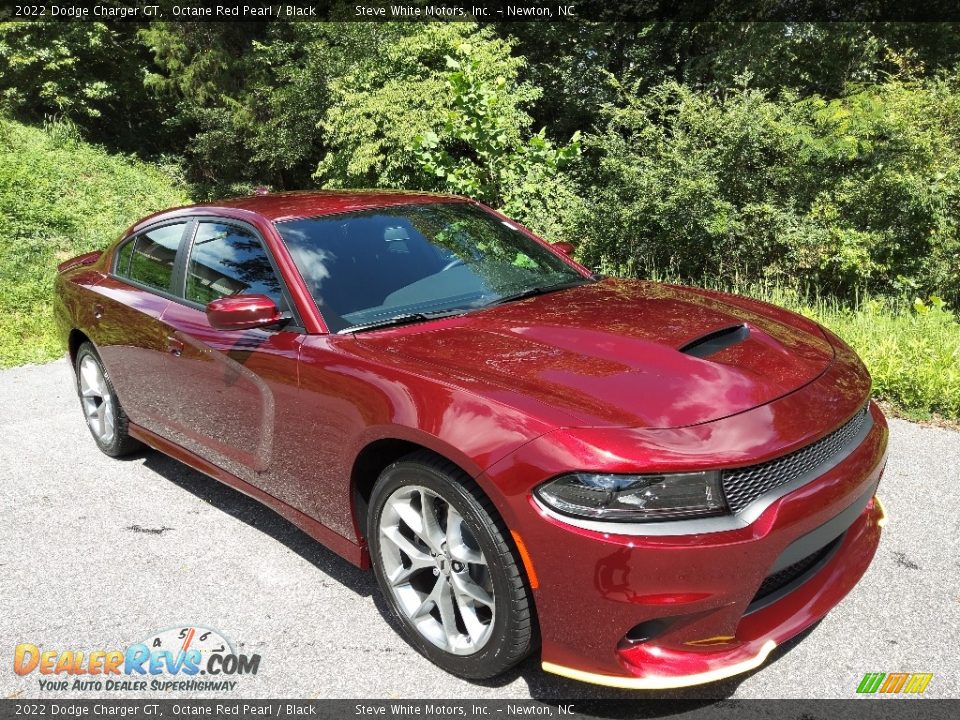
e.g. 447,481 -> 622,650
409,46 -> 582,239
1,20 -> 958,419
0,22 -> 173,153
0,117 -> 188,366
581,76 -> 960,299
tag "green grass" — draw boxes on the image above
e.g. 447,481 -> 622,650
681,278 -> 960,423
0,117 -> 189,367
786,294 -> 960,424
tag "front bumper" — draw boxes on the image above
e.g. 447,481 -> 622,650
482,401 -> 888,687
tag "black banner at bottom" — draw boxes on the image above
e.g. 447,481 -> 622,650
0,700 -> 957,720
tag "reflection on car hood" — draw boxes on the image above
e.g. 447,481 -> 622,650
356,279 -> 836,428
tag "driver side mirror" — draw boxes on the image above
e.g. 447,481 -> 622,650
551,241 -> 576,256
206,294 -> 282,331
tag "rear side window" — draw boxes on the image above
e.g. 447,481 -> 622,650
119,223 -> 187,292
115,239 -> 134,276
185,222 -> 285,308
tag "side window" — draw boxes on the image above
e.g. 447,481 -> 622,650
115,238 -> 134,276
121,223 -> 187,292
185,222 -> 286,309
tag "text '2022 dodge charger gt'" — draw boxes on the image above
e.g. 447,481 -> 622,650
53,191 -> 888,688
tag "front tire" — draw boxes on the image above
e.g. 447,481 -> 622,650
367,451 -> 536,679
74,342 -> 142,457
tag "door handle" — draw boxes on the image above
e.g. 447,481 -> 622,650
166,336 -> 185,357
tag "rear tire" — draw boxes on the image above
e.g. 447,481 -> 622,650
367,451 -> 536,679
74,342 -> 142,457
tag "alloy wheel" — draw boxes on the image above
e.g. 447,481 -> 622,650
78,355 -> 116,445
378,484 -> 496,655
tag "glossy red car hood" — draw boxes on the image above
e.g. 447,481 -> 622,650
358,279 -> 835,429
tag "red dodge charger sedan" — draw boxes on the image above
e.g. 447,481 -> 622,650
53,190 -> 888,688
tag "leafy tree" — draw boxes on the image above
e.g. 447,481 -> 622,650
0,21 -> 166,152
678,22 -> 960,97
581,73 -> 960,302
411,46 -> 582,239
496,23 -> 659,140
314,24 -> 530,186
139,22 -> 276,191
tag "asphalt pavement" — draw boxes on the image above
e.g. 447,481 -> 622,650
1,358 -> 958,700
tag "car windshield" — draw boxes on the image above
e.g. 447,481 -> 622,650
275,202 -> 590,332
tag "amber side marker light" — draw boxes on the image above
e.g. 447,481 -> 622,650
874,496 -> 889,528
510,530 -> 539,589
685,635 -> 736,647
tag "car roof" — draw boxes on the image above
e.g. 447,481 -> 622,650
165,189 -> 468,225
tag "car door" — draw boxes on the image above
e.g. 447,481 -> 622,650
156,219 -> 304,491
92,221 -> 191,434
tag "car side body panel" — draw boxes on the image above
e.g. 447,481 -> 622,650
156,299 -> 303,480
293,334 -> 558,541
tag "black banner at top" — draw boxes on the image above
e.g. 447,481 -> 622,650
3,0 -> 960,23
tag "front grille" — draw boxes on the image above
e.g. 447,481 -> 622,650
750,535 -> 842,607
721,404 -> 870,514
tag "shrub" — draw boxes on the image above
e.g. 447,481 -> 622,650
314,25 -> 585,239
580,76 -> 960,304
411,46 -> 583,240
816,295 -> 960,421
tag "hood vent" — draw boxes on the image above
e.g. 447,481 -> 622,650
678,323 -> 750,359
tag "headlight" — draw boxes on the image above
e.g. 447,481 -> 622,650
534,471 -> 727,522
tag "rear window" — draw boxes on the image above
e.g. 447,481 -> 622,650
119,223 -> 187,292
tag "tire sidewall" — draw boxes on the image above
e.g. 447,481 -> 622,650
367,460 -> 520,678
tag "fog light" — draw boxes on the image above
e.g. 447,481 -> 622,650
619,619 -> 673,646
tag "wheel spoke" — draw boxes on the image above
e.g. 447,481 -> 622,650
101,399 -> 115,440
446,505 -> 485,565
80,361 -> 101,397
394,496 -> 442,554
451,572 -> 494,607
387,562 -> 427,587
381,525 -> 432,565
451,589 -> 487,643
392,497 -> 425,536
412,576 -> 445,619
434,580 -> 459,647
419,490 -> 446,551
92,403 -> 106,437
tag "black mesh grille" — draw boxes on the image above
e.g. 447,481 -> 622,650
750,536 -> 841,606
721,404 -> 870,513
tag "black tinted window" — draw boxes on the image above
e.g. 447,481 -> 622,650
126,223 -> 186,292
185,223 -> 285,308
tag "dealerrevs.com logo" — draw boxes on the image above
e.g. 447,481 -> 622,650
13,626 -> 260,692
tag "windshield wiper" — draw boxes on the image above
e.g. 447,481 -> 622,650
484,278 -> 596,307
338,309 -> 466,334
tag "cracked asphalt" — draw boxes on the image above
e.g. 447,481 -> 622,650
1,358 -> 958,700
